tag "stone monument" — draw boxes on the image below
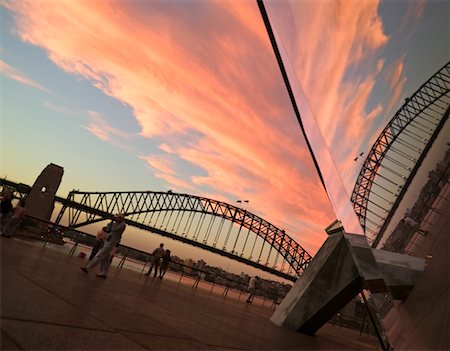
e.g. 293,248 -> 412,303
25,163 -> 64,220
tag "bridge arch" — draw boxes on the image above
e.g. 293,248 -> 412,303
351,61 -> 450,245
55,190 -> 312,280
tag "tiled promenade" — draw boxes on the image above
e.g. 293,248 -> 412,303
382,182 -> 450,350
1,238 -> 378,350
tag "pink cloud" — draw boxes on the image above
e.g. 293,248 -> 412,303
386,75 -> 407,113
158,143 -> 175,154
384,56 -> 407,113
85,111 -> 131,145
0,59 -> 50,92
413,1 -> 425,18
389,60 -> 405,89
402,0 -> 425,27
154,173 -> 194,192
43,101 -> 78,115
139,155 -> 176,176
280,1 -> 388,145
265,0 -> 400,232
367,104 -> 383,121
177,137 -> 334,233
3,0 -> 353,253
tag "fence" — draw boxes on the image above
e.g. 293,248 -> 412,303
3,213 -> 285,309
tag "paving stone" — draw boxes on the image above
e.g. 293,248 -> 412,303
122,332 -> 216,350
1,319 -> 145,350
0,330 -> 22,351
1,237 -> 379,350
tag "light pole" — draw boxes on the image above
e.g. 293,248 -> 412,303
236,200 -> 249,210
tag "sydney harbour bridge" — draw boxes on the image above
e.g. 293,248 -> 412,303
2,61 -> 449,285
0,180 -> 311,281
0,58 -> 450,280
57,189 -> 312,279
1,61 -> 449,283
351,61 -> 450,246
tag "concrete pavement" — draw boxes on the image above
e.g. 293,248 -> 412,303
1,238 -> 379,350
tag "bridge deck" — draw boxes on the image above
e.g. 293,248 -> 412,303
1,236 -> 378,350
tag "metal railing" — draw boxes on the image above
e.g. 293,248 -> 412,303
4,213 -> 287,308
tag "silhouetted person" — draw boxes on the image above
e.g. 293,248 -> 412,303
0,190 -> 13,227
145,243 -> 165,277
81,214 -> 126,279
193,260 -> 206,288
159,249 -> 172,279
1,199 -> 26,238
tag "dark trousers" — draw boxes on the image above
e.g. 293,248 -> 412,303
147,259 -> 160,276
89,240 -> 103,260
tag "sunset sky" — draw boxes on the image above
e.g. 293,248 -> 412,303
1,0 -> 448,263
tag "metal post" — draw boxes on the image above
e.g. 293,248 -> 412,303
361,291 -> 391,351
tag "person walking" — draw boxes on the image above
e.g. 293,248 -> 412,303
109,242 -> 120,264
159,249 -> 172,279
145,243 -> 165,277
246,276 -> 259,303
80,214 -> 126,279
1,199 -> 26,238
0,190 -> 13,227
402,216 -> 429,236
88,226 -> 107,260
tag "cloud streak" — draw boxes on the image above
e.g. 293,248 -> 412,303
83,111 -> 137,155
1,59 -> 51,93
1,0 -> 407,254
384,56 -> 407,113
43,101 -> 78,115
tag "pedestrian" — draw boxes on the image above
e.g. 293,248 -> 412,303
159,249 -> 172,279
193,260 -> 206,288
0,190 -> 13,227
246,276 -> 259,303
401,216 -> 428,236
1,199 -> 26,238
88,226 -> 107,260
80,214 -> 126,279
145,243 -> 165,277
109,242 -> 120,264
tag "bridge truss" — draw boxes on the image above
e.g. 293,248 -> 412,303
351,61 -> 450,246
49,190 -> 312,280
0,180 -> 312,280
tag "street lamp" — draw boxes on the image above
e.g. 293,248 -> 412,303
237,200 -> 250,212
